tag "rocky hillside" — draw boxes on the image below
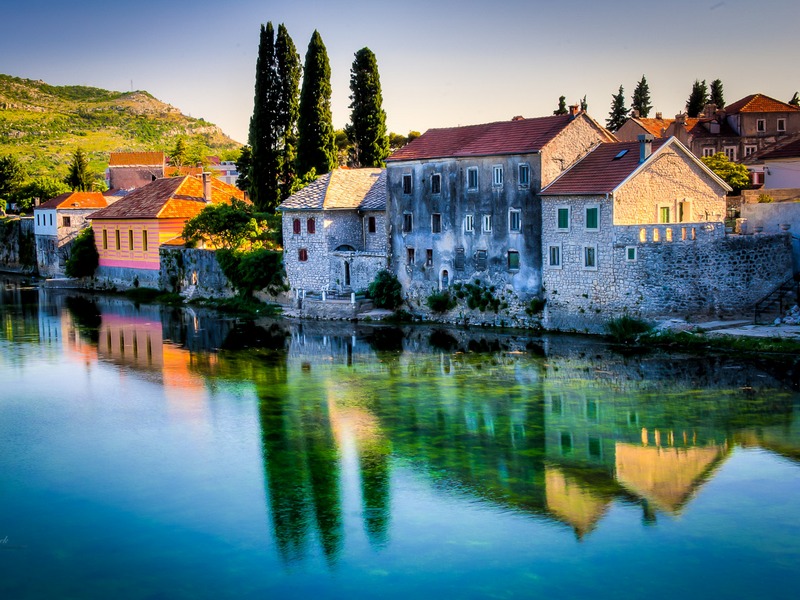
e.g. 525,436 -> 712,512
0,74 -> 241,178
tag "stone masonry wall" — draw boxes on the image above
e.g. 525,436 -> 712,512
282,210 -> 330,292
159,247 -> 235,299
0,217 -> 35,273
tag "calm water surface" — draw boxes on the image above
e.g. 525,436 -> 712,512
1,279 -> 799,599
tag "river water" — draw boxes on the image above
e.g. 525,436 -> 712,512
1,278 -> 799,599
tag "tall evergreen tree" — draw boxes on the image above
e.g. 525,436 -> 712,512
346,47 -> 389,168
606,85 -> 627,132
65,149 -> 93,191
553,95 -> 568,115
686,79 -> 709,118
710,79 -> 725,109
789,92 -> 799,107
235,146 -> 252,192
297,30 -> 337,178
631,75 -> 652,117
248,22 -> 281,211
170,137 -> 188,166
0,155 -> 25,200
580,95 -> 588,112
275,24 -> 301,198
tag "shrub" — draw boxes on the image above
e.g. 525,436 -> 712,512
526,297 -> 546,316
217,248 -> 288,296
606,315 -> 653,343
65,227 -> 99,278
426,290 -> 457,313
757,193 -> 774,203
367,270 -> 403,310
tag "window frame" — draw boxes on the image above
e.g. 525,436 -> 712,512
778,118 -> 786,132
128,229 -> 134,251
367,215 -> 376,234
402,173 -> 413,195
115,229 -> 121,251
548,244 -> 562,269
475,249 -> 488,271
757,118 -> 766,132
466,167 -> 479,191
658,205 -> 671,224
702,147 -> 715,158
582,244 -> 598,270
482,214 -> 492,233
723,146 -> 737,161
518,163 -> 530,188
585,205 -> 599,231
102,229 -> 108,250
492,165 -> 504,187
509,208 -> 521,233
431,213 -> 442,234
556,206 -> 570,232
298,248 -> 308,262
292,218 -> 301,235
431,173 -> 441,195
406,247 -> 415,266
306,217 -> 316,234
464,213 -> 474,233
744,145 -> 757,157
142,230 -> 148,252
426,248 -> 433,267
625,246 -> 637,262
62,216 -> 71,228
507,250 -> 520,271
402,212 -> 413,234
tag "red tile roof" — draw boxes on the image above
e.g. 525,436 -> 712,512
387,114 -> 609,161
36,191 -> 108,210
165,165 -> 204,177
723,94 -> 800,114
635,117 -> 674,137
541,138 -> 671,195
108,151 -> 166,166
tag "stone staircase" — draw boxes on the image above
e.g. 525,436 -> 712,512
753,275 -> 800,324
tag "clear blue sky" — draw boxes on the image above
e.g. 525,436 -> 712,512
2,0 -> 799,144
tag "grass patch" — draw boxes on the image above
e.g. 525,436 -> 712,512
643,330 -> 800,355
606,315 -> 653,343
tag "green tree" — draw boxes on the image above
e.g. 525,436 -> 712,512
65,227 -> 99,278
235,145 -> 252,192
0,155 -> 25,202
631,75 -> 652,117
346,47 -> 390,168
14,176 -> 69,211
276,24 -> 301,200
171,137 -> 188,166
686,79 -> 709,118
701,152 -> 751,193
182,198 -> 279,251
297,30 -> 336,178
789,92 -> 799,107
553,95 -> 568,115
606,85 -> 627,132
710,79 -> 725,109
580,95 -> 588,112
367,270 -> 403,310
334,129 -> 352,166
65,148 -> 93,191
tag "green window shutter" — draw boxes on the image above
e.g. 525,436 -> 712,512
557,208 -> 569,229
586,207 -> 598,229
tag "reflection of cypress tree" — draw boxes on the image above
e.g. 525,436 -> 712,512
65,296 -> 101,343
359,437 -> 391,548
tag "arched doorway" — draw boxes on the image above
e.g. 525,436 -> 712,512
441,269 -> 449,289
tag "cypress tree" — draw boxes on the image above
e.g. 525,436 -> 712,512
65,148 -> 93,191
248,22 -> 281,211
346,47 -> 389,168
631,75 -> 652,118
710,79 -> 725,109
553,95 -> 568,115
275,24 -> 301,198
606,85 -> 627,132
580,95 -> 588,112
297,30 -> 337,178
235,145 -> 251,192
790,92 -> 800,107
686,80 -> 709,118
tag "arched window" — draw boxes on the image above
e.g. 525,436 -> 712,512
293,219 -> 301,235
307,218 -> 316,234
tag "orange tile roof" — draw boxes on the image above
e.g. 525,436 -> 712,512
36,191 -> 108,210
165,166 -> 204,177
108,151 -> 166,167
724,94 -> 800,114
634,117 -> 674,137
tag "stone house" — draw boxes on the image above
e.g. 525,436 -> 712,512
106,152 -> 166,191
614,112 -> 676,142
33,191 -> 108,277
384,110 -> 615,304
277,168 -> 387,294
539,135 -> 793,332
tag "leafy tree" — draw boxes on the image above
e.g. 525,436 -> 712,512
0,155 -> 25,201
347,47 -> 390,168
367,270 -> 403,310
701,152 -> 751,193
182,198 -> 279,251
631,75 -> 652,117
553,96 -> 568,115
686,80 -> 709,118
275,24 -> 301,201
170,137 -> 188,166
606,85 -> 627,132
407,131 -> 421,144
14,176 -> 69,211
334,129 -> 352,166
65,227 -> 99,278
789,92 -> 800,107
710,79 -> 725,109
297,30 -> 336,178
235,145 -> 252,192
216,248 -> 287,297
65,148 -> 93,191
388,132 -> 407,151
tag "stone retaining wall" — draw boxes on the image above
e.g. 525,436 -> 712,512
0,217 -> 35,273
159,247 -> 235,299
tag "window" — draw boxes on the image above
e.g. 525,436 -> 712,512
548,245 -> 561,268
298,248 -> 308,262
142,230 -> 148,252
293,218 -> 301,235
49,214 -> 53,226
492,165 -> 503,187
402,213 -> 413,233
455,247 -> 466,270
702,147 -> 715,158
679,200 -> 692,223
585,206 -> 599,231
508,209 -> 521,232
368,216 -> 376,233
402,173 -> 412,194
518,163 -> 530,187
757,119 -> 766,132
583,245 -> 597,270
431,173 -> 441,194
426,249 -> 433,267
659,206 -> 671,223
307,218 -> 316,234
406,247 -> 415,266
465,214 -> 474,233
62,216 -> 71,228
557,207 -> 570,231
508,250 -> 520,270
102,229 -> 108,250
128,229 -> 134,250
475,250 -> 487,270
626,246 -> 637,262
467,167 -> 478,190
36,214 -> 40,226
483,214 -> 492,233
432,213 -> 442,234
752,171 -> 764,185
723,146 -> 737,161
778,118 -> 786,132
744,145 -> 757,157
115,230 -> 120,250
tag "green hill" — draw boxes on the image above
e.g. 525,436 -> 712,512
0,73 -> 242,181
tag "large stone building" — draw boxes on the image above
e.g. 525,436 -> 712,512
106,152 -> 167,191
384,110 -> 614,303
277,168 -> 387,294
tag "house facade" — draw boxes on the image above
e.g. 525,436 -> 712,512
106,151 -> 166,191
33,191 -> 108,277
278,168 -> 388,294
384,111 -> 615,307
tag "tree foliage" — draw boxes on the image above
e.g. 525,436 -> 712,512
789,92 -> 800,107
701,152 -> 751,193
235,145 -> 252,192
275,24 -> 301,200
216,248 -> 288,296
0,155 -> 26,201
170,137 -> 188,166
65,227 -> 99,278
631,75 -> 652,117
367,270 -> 403,310
606,85 -> 627,132
686,79 -> 709,118
580,95 -> 588,112
182,198 -> 280,251
710,79 -> 725,109
553,96 -> 568,115
14,177 -> 69,210
347,47 -> 390,168
65,148 -> 93,191
297,30 -> 337,178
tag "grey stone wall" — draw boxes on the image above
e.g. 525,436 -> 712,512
741,202 -> 800,272
0,217 -> 35,273
283,210 -> 330,292
94,265 -> 160,290
159,247 -> 235,299
35,235 -> 60,277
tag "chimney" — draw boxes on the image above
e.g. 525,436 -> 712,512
631,108 -> 640,119
202,172 -> 212,203
511,115 -> 524,121
638,134 -> 654,163
568,104 -> 580,117
675,113 -> 687,127
704,103 -> 717,118
655,112 -> 663,120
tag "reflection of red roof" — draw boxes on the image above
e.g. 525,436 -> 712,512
108,151 -> 166,166
724,94 -> 800,114
388,114 -> 612,161
36,191 -> 108,210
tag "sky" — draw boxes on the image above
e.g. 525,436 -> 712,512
2,0 -> 799,145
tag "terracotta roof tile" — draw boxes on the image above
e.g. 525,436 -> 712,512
36,191 -> 108,210
108,151 -> 166,167
165,166 -> 204,177
634,117 -> 674,137
723,94 -> 800,114
277,168 -> 385,211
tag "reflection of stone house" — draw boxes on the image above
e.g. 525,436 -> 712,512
33,191 -> 108,277
385,110 -> 614,301
106,151 -> 166,190
539,135 -> 792,331
277,168 -> 388,294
